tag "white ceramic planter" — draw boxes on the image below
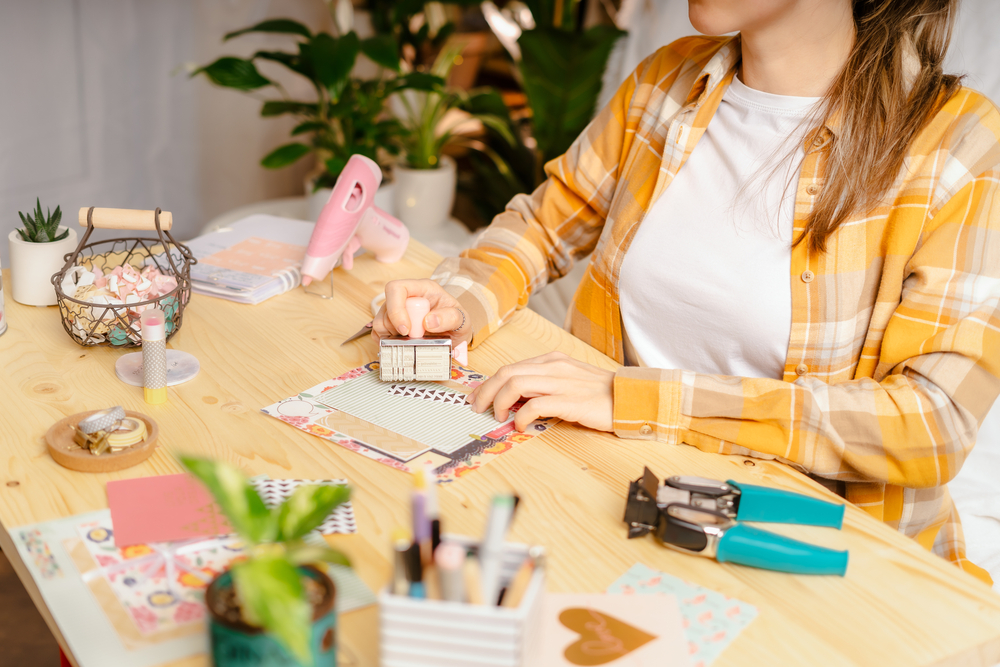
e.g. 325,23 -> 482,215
392,156 -> 457,235
8,226 -> 78,306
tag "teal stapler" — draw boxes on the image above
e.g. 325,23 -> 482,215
624,467 -> 849,576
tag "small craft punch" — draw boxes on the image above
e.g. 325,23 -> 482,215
378,297 -> 468,382
624,467 -> 849,576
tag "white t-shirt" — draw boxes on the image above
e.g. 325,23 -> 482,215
619,75 -> 820,378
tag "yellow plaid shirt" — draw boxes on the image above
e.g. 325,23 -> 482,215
433,35 -> 1000,583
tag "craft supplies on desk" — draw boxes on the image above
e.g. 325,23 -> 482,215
185,214 -> 315,304
45,409 -> 159,473
262,362 -> 558,482
55,207 -> 193,347
108,474 -> 358,548
300,154 -> 408,294
624,467 -> 849,575
608,563 -> 758,667
141,308 -> 168,404
11,508 -> 375,667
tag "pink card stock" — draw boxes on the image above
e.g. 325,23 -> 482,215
107,474 -> 232,547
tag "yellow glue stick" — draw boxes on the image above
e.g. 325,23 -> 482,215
140,308 -> 168,405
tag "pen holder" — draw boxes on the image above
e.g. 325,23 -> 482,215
379,537 -> 545,667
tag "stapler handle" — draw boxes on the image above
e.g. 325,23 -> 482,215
716,524 -> 849,576
729,480 -> 845,529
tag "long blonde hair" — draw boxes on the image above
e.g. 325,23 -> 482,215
802,0 -> 963,252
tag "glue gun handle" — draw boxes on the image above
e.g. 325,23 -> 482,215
716,524 -> 848,576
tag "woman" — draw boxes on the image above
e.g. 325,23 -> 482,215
374,0 -> 1000,583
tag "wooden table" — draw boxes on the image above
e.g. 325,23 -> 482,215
2,242 -> 1000,667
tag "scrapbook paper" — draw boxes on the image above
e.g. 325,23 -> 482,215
12,509 -> 377,667
607,563 -> 758,667
250,478 -> 357,534
262,361 -> 559,482
530,593 -> 690,667
108,474 -> 233,547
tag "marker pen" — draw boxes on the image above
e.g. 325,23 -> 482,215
140,308 -> 167,404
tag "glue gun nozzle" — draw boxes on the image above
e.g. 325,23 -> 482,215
301,276 -> 313,286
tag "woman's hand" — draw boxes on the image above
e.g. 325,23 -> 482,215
466,352 -> 615,433
372,279 -> 472,344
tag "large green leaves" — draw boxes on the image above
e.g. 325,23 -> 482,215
311,32 -> 359,95
260,101 -> 319,117
518,25 -> 625,163
224,19 -> 311,41
360,34 -> 400,71
179,456 -> 275,544
276,485 -> 350,541
261,142 -> 312,169
231,557 -> 312,665
192,57 -> 271,91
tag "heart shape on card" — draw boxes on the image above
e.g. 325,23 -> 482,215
559,608 -> 657,665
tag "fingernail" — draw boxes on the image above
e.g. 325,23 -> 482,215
464,393 -> 473,404
365,322 -> 372,328
427,315 -> 440,330
398,324 -> 408,336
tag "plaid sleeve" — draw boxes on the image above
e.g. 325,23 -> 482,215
614,108 -> 1000,489
431,52 -> 662,348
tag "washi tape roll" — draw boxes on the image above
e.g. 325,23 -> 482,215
107,418 -> 147,450
77,406 -> 126,434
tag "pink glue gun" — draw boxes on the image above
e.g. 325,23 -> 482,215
300,154 -> 409,286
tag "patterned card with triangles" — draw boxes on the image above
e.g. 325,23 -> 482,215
250,479 -> 357,535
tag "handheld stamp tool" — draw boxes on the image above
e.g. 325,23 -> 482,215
378,297 -> 468,381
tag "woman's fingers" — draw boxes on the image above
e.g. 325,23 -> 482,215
513,396 -> 559,432
424,307 -> 466,335
491,375 -> 560,421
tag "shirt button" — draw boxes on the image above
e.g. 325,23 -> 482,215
639,424 -> 652,436
795,364 -> 808,376
807,184 -> 821,195
801,270 -> 815,283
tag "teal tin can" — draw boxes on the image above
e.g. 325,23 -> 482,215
207,566 -> 336,667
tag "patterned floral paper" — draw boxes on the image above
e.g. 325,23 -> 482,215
18,529 -> 62,580
76,516 -> 245,636
261,362 -> 558,483
607,563 -> 758,667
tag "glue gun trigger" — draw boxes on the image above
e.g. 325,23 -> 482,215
341,237 -> 363,271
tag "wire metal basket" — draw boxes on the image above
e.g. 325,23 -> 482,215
52,207 -> 196,347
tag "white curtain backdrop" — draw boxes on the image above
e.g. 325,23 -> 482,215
0,0 -> 328,267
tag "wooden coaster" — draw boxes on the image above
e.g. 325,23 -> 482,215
46,410 -> 159,473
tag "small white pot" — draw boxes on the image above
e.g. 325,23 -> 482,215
392,156 -> 457,235
8,226 -> 78,306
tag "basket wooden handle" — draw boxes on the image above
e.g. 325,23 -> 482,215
77,207 -> 173,231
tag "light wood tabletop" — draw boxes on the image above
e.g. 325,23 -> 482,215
2,240 -> 1000,667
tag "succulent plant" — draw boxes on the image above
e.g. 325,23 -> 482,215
17,198 -> 68,243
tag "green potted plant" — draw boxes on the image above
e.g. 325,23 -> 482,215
189,14 -> 407,221
181,456 -> 351,667
8,198 -> 77,306
391,39 -> 514,234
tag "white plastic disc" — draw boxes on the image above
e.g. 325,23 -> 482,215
115,350 -> 200,387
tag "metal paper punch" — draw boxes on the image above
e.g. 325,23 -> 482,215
624,466 -> 849,576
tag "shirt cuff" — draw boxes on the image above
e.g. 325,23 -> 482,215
613,367 -> 684,444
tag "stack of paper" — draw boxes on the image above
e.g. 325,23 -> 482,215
185,214 -> 315,304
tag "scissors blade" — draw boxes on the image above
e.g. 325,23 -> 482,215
341,322 -> 374,346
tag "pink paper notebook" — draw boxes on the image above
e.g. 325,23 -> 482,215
107,474 -> 233,547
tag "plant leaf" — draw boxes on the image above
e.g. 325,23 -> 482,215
290,120 -> 328,136
393,72 -> 445,94
275,485 -> 350,541
360,34 -> 400,72
517,25 -> 624,162
224,19 -> 311,42
179,456 -> 275,544
231,557 -> 312,665
311,32 -> 359,93
252,50 -> 309,78
260,142 -> 311,169
325,156 -> 348,179
192,57 -> 271,91
260,100 -> 319,117
52,228 -> 69,242
287,545 -> 351,568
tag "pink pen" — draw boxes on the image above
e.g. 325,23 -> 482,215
301,155 -> 409,286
